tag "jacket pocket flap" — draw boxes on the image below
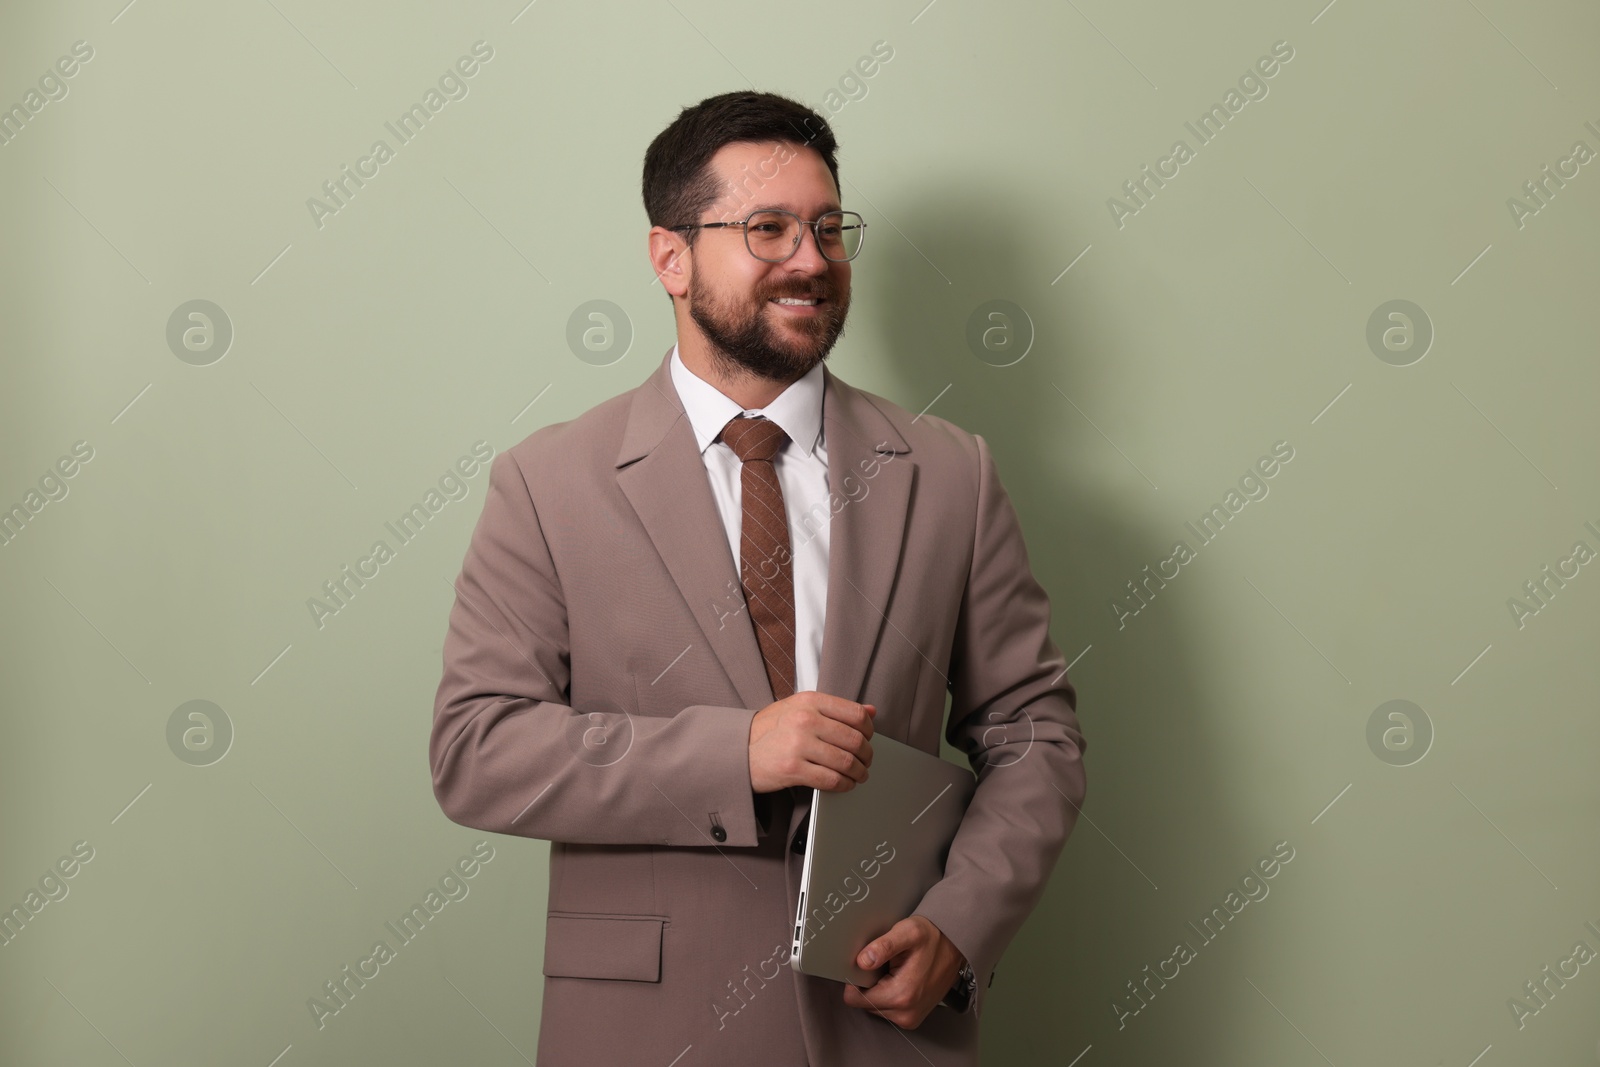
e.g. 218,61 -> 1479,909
542,914 -> 664,982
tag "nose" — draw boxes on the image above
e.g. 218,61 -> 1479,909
783,221 -> 831,273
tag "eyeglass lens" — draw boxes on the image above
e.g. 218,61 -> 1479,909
746,210 -> 863,262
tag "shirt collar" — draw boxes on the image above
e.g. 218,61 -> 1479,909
669,343 -> 825,458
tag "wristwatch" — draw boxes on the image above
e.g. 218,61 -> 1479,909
942,962 -> 977,1012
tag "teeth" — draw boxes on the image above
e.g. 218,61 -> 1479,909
774,297 -> 819,305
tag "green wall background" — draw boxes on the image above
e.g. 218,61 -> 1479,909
3,0 -> 1597,1063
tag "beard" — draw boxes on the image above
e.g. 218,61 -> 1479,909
687,269 -> 850,384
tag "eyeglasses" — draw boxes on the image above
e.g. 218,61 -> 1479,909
670,208 -> 866,263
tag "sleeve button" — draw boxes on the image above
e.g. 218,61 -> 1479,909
711,825 -> 727,842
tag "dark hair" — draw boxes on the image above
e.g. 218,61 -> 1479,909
642,90 -> 840,249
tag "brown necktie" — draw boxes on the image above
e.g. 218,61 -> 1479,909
717,415 -> 796,704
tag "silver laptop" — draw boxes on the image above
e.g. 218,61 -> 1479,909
789,734 -> 976,985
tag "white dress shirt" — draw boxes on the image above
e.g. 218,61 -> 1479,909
669,344 -> 830,696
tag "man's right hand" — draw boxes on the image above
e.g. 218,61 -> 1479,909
748,692 -> 875,794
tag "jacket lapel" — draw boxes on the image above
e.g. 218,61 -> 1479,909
616,348 -> 774,713
811,363 -> 914,710
615,346 -> 915,782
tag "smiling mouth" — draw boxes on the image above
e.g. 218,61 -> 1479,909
770,296 -> 824,307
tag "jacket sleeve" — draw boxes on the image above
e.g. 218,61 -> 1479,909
911,433 -> 1087,1016
429,448 -> 764,848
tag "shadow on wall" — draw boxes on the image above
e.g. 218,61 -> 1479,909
860,184 -> 1256,1065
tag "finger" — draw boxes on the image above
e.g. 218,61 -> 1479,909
814,717 -> 873,768
848,976 -> 913,1021
842,983 -> 882,1015
858,921 -> 913,970
795,741 -> 860,791
807,758 -> 862,792
816,697 -> 876,739
803,727 -> 870,781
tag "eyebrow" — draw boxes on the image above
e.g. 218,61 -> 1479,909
746,202 -> 844,215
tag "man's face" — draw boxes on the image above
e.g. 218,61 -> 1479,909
683,141 -> 852,382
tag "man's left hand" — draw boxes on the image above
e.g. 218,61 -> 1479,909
841,914 -> 965,1029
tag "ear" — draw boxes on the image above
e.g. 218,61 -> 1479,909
647,227 -> 691,298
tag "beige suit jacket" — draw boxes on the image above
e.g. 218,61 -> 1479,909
431,345 -> 1087,1065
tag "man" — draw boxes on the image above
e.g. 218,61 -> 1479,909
430,90 -> 1086,1065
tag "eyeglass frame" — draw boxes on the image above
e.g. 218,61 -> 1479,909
668,208 -> 867,263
